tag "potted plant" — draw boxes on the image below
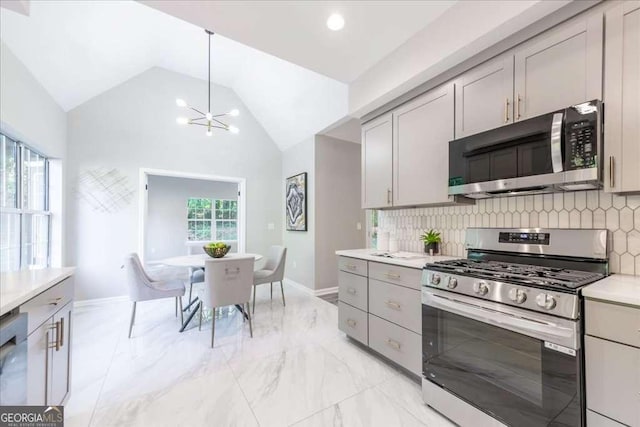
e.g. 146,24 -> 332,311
420,229 -> 442,255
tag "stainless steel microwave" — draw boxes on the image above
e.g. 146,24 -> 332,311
448,100 -> 603,198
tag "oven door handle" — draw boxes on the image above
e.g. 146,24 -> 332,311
425,293 -> 577,348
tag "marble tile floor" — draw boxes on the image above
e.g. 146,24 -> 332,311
65,281 -> 454,427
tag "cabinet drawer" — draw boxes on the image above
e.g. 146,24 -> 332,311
586,299 -> 640,348
369,279 -> 421,334
585,336 -> 640,426
338,271 -> 367,311
369,262 -> 421,290
368,314 -> 422,375
338,302 -> 368,345
587,410 -> 626,427
20,278 -> 73,335
338,257 -> 368,277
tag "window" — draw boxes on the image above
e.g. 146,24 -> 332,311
187,198 -> 237,241
367,210 -> 379,249
1,134 -> 50,272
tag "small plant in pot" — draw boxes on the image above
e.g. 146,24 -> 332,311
420,229 -> 442,255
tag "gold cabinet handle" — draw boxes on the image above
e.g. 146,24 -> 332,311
609,156 -> 615,188
385,272 -> 401,280
516,94 -> 522,120
386,338 -> 401,350
346,319 -> 357,328
387,189 -> 392,205
347,287 -> 357,295
48,322 -> 60,351
505,98 -> 510,123
385,300 -> 401,310
59,317 -> 64,348
345,264 -> 357,271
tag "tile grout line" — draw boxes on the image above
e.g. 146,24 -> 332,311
225,346 -> 262,427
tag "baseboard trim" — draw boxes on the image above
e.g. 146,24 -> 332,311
284,278 -> 338,297
74,295 -> 128,307
314,286 -> 338,296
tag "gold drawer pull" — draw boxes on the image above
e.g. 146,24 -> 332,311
385,272 -> 400,280
386,338 -> 401,350
345,264 -> 357,271
346,319 -> 357,328
385,300 -> 401,310
347,288 -> 357,295
48,297 -> 63,306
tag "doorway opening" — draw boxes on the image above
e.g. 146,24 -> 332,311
137,168 -> 246,263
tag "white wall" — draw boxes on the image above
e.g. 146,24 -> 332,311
282,137 -> 315,289
314,135 -> 365,290
66,67 -> 282,300
0,41 -> 67,267
145,175 -> 238,262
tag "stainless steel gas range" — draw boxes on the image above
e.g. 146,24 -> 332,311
421,228 -> 610,427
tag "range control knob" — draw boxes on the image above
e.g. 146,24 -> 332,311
473,282 -> 489,296
508,288 -> 527,304
536,293 -> 557,310
430,274 -> 441,286
447,277 -> 458,289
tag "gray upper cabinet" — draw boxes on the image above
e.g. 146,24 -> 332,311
514,14 -> 603,120
604,1 -> 640,193
455,55 -> 514,138
361,113 -> 393,209
393,84 -> 454,206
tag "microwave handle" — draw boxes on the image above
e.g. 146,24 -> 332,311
551,112 -> 564,173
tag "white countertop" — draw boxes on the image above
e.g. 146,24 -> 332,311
335,248 -> 460,269
1,268 -> 75,316
582,274 -> 640,308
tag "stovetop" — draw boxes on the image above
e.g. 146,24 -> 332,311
426,259 -> 604,292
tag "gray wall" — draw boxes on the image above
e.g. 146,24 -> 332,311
282,137 -> 315,289
145,175 -> 238,262
315,135 -> 365,290
67,67 -> 282,300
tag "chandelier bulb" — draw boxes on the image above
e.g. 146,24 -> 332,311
206,112 -> 213,121
206,129 -> 213,137
176,117 -> 189,125
228,109 -> 240,117
229,125 -> 239,134
176,98 -> 187,107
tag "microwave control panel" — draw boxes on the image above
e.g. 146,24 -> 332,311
565,101 -> 600,171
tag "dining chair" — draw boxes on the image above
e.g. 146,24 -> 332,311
124,253 -> 186,338
252,246 -> 287,313
198,256 -> 254,348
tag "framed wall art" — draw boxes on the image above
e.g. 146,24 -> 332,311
285,172 -> 307,231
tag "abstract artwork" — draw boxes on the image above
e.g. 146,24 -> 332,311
76,167 -> 134,213
286,172 -> 307,231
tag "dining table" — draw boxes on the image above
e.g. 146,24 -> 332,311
160,253 -> 263,331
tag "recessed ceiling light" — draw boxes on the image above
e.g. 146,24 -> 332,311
327,13 -> 344,31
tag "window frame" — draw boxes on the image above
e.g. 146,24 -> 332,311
0,133 -> 51,271
186,197 -> 238,242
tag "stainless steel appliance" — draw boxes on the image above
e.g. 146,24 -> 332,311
0,311 -> 28,405
448,100 -> 603,198
421,228 -> 609,427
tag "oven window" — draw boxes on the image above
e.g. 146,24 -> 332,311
422,304 -> 581,427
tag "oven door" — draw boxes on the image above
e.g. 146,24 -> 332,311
422,289 -> 582,427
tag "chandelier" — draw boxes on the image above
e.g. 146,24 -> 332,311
176,30 -> 239,136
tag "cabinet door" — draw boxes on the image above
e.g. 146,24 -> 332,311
49,303 -> 72,405
604,1 -> 640,193
26,319 -> 51,405
393,83 -> 454,206
455,54 -> 514,138
514,14 -> 603,120
361,113 -> 393,209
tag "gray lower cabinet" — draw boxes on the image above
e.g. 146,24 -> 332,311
21,278 -> 74,405
338,257 -> 422,375
585,299 -> 640,426
604,0 -> 640,193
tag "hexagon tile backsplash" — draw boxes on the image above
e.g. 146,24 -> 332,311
378,191 -> 640,275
